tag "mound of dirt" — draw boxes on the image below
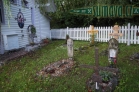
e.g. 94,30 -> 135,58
37,59 -> 75,77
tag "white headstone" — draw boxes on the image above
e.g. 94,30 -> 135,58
108,38 -> 118,66
67,38 -> 73,59
108,38 -> 118,57
109,49 -> 117,57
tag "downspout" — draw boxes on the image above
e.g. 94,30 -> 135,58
0,12 -> 4,54
0,13 -> 1,54
39,13 -> 41,41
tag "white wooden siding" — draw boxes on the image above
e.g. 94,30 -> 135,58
30,0 -> 51,42
0,0 -> 51,54
1,3 -> 31,49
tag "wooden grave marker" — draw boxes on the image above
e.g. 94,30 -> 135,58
88,25 -> 98,44
109,25 -> 123,40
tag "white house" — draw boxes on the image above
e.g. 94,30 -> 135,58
0,0 -> 53,54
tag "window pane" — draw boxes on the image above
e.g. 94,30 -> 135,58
0,0 -> 4,23
0,1 -> 2,22
0,8 -> 2,22
22,0 -> 29,7
10,0 -> 17,4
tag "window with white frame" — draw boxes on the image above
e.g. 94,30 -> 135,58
0,0 -> 4,23
21,0 -> 29,8
10,0 -> 17,4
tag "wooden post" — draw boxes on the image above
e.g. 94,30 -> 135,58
85,27 -> 87,41
87,27 -> 89,41
66,27 -> 69,37
94,47 -> 101,91
88,25 -> 98,44
80,28 -> 82,40
127,23 -> 130,46
76,28 -> 79,40
138,26 -> 139,44
95,47 -> 99,75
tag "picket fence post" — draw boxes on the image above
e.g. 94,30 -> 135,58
134,26 -> 137,44
67,27 -> 69,37
127,23 -> 130,46
50,29 -> 52,39
138,26 -> 139,44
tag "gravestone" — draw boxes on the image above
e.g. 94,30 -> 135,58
108,25 -> 123,67
108,38 -> 119,67
67,38 -> 73,60
88,25 -> 98,45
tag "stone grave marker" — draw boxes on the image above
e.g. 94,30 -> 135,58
108,38 -> 119,67
67,38 -> 73,60
88,25 -> 98,45
108,25 -> 123,67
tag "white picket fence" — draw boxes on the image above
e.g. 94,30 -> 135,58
51,23 -> 139,45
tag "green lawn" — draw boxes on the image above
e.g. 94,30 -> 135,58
0,40 -> 139,92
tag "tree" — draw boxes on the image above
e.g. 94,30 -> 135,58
32,0 -> 139,28
2,0 -> 139,28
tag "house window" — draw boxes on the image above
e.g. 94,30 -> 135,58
21,0 -> 29,8
0,0 -> 4,23
10,0 -> 17,4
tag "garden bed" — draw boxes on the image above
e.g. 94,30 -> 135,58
37,59 -> 75,77
86,67 -> 120,92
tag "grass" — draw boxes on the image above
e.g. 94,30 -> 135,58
0,40 -> 139,92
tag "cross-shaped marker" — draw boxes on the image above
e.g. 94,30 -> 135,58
109,25 -> 123,40
88,25 -> 98,44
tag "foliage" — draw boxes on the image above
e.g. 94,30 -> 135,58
43,0 -> 139,28
1,0 -> 139,28
99,70 -> 113,82
27,25 -> 36,44
28,25 -> 36,34
35,0 -> 48,15
30,25 -> 36,34
3,0 -> 12,27
0,40 -> 139,92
